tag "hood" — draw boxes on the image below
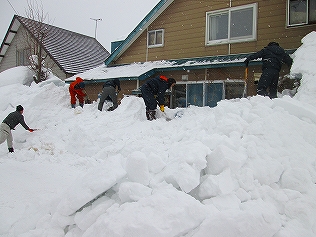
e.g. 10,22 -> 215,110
265,45 -> 285,55
75,77 -> 84,83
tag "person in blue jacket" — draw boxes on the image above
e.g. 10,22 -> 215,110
140,75 -> 176,120
244,42 -> 293,98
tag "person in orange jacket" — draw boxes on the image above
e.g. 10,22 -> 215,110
69,77 -> 87,108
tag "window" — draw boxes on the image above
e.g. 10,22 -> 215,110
171,81 -> 245,108
206,3 -> 257,45
16,48 -> 30,66
288,0 -> 316,26
147,29 -> 164,48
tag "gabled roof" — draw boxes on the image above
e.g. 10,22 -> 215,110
0,15 -> 110,75
104,0 -> 174,65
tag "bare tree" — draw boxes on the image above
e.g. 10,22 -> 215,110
21,0 -> 53,83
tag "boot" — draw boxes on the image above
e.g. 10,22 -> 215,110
146,110 -> 156,121
8,147 -> 14,153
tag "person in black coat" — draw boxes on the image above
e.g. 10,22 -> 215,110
140,75 -> 176,120
98,78 -> 121,111
244,42 -> 293,98
0,105 -> 34,152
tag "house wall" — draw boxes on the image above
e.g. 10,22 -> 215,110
112,0 -> 312,97
0,25 -> 67,79
85,80 -> 140,103
0,28 -> 24,73
115,0 -> 314,64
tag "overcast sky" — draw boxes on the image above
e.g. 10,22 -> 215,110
0,0 -> 160,51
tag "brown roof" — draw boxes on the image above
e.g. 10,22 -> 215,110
1,15 -> 109,75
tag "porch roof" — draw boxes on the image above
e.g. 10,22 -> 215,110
66,50 -> 296,84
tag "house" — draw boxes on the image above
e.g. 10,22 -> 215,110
0,15 -> 110,80
68,0 -> 315,108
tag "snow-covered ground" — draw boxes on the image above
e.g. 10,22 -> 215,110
0,31 -> 316,237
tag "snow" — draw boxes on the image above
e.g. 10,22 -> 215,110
0,31 -> 316,237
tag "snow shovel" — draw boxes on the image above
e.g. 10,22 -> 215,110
162,112 -> 173,121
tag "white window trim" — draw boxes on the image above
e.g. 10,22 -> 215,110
147,29 -> 164,48
286,0 -> 314,26
205,3 -> 257,46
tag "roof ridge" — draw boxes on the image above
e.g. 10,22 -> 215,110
16,15 -> 96,40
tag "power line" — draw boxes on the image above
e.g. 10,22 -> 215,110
6,0 -> 19,15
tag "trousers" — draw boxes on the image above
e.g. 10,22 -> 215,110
0,123 -> 13,148
98,86 -> 118,111
257,68 -> 280,98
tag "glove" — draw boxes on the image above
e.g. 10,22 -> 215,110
244,58 -> 249,67
160,105 -> 165,112
29,129 -> 34,132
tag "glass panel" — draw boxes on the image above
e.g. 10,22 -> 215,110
230,7 -> 253,39
309,0 -> 316,22
205,83 -> 223,107
16,51 -> 20,66
23,49 -> 31,66
148,32 -> 155,46
187,84 -> 203,107
289,0 -> 307,25
172,84 -> 187,108
225,82 -> 245,99
209,12 -> 228,41
156,30 -> 163,45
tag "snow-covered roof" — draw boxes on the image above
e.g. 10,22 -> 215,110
67,51 -> 295,82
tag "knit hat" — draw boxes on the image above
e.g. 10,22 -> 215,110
268,42 -> 279,47
168,78 -> 176,84
167,78 -> 176,88
16,105 -> 24,111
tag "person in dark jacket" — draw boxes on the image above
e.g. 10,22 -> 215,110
0,105 -> 34,153
244,42 -> 293,98
98,78 -> 121,111
140,75 -> 176,120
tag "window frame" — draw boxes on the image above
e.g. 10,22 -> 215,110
205,3 -> 257,46
287,0 -> 316,26
147,29 -> 164,48
16,48 -> 30,66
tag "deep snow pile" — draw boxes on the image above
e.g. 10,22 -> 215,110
0,32 -> 315,237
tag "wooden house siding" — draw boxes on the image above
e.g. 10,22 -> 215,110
85,80 -> 139,103
115,0 -> 314,65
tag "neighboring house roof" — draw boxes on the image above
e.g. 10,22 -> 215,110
0,15 -> 110,75
104,0 -> 173,65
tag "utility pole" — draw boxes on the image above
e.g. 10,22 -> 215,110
90,18 -> 102,39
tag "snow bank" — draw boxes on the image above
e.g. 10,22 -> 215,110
0,31 -> 316,237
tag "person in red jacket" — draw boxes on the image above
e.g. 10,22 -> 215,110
69,77 -> 87,108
